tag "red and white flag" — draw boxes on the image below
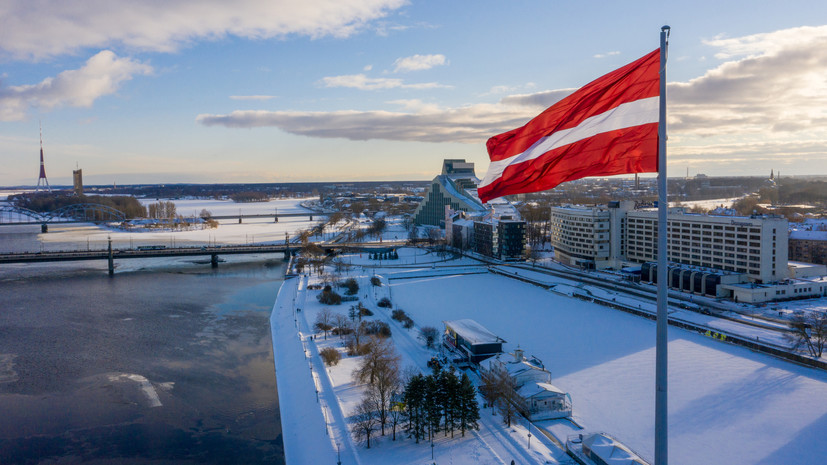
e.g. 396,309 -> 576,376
478,49 -> 660,203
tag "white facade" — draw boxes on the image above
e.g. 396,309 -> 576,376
626,210 -> 788,283
550,203 -> 789,283
549,201 -> 631,269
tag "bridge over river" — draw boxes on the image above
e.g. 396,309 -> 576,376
0,240 -> 408,275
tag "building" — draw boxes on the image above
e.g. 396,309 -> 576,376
550,203 -> 789,283
580,433 -> 649,465
625,209 -> 788,283
442,319 -> 505,364
72,168 -> 83,196
482,347 -> 572,421
413,159 -> 487,226
550,201 -> 632,269
413,159 -> 522,227
789,220 -> 827,265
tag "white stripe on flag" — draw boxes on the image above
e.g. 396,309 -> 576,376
480,96 -> 659,188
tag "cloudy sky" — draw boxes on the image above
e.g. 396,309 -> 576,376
2,0 -> 827,186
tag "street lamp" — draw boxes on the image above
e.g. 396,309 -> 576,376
528,421 -> 532,449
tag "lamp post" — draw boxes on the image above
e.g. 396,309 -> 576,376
336,443 -> 341,465
528,421 -> 532,449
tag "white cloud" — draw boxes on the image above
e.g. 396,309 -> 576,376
196,100 -> 534,143
230,95 -> 277,101
363,64 -> 374,71
594,51 -> 620,59
0,0 -> 408,60
198,25 -> 827,171
392,54 -> 447,72
0,50 -> 152,121
319,73 -> 449,90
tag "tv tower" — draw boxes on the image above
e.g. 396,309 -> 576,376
36,122 -> 51,192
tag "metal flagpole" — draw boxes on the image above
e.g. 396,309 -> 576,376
655,25 -> 671,465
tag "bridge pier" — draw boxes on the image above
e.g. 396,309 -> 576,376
309,215 -> 313,221
238,216 -> 242,224
107,238 -> 114,276
41,223 -> 48,233
274,216 -> 278,223
211,253 -> 219,268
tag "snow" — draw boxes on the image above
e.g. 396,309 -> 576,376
388,272 -> 827,465
445,319 -> 502,345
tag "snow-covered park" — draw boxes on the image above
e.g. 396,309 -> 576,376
272,255 -> 827,465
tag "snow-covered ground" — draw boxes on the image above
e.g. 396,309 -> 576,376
137,197 -> 315,217
387,272 -> 827,465
271,259 -> 573,465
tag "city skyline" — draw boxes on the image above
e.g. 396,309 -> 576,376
2,1 -> 827,186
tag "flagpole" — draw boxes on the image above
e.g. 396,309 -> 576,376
655,24 -> 670,465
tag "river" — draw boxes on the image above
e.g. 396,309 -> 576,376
0,228 -> 285,464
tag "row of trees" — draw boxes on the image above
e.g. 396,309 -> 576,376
402,369 -> 480,443
9,193 -> 146,219
350,338 -> 480,448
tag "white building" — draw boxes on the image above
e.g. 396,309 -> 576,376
550,203 -> 789,283
625,209 -> 788,283
549,201 -> 632,270
482,347 -> 572,421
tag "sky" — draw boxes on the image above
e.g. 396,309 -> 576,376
2,0 -> 827,186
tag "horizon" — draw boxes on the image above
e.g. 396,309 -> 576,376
2,1 -> 827,185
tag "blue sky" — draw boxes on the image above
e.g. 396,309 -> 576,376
2,0 -> 827,186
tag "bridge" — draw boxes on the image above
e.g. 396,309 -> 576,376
0,240 -> 408,275
0,203 -> 329,228
0,204 -> 126,231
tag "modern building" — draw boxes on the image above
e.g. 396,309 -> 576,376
625,209 -> 788,283
549,201 -> 631,269
550,203 -> 789,283
413,159 -> 487,226
414,159 -> 521,227
442,319 -> 505,364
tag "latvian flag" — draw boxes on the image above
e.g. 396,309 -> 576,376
478,49 -> 661,204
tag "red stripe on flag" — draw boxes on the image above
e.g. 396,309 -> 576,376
478,123 -> 657,202
487,49 -> 660,162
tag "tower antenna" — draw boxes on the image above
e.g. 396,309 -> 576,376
36,121 -> 52,192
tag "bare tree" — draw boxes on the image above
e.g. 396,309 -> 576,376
388,396 -> 405,440
421,326 -> 439,349
786,312 -> 827,358
333,313 -> 350,339
368,355 -> 401,436
479,365 -> 525,427
354,337 -> 400,386
314,308 -> 335,340
351,396 -> 379,448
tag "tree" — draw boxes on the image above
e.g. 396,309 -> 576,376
480,365 -> 525,427
351,397 -> 379,448
333,313 -> 350,339
388,396 -> 406,441
354,337 -> 399,386
370,276 -> 382,287
343,277 -> 360,295
786,312 -> 827,358
457,372 -> 480,436
404,374 -> 428,443
314,308 -> 335,340
421,326 -> 439,349
367,348 -> 401,437
317,285 -> 342,305
199,208 -> 213,219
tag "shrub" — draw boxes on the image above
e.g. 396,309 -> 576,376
332,326 -> 353,336
402,317 -> 415,329
363,321 -> 392,338
359,306 -> 374,317
370,276 -> 382,287
318,286 -> 342,305
320,347 -> 341,366
377,297 -> 391,308
391,309 -> 408,322
343,278 -> 360,295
